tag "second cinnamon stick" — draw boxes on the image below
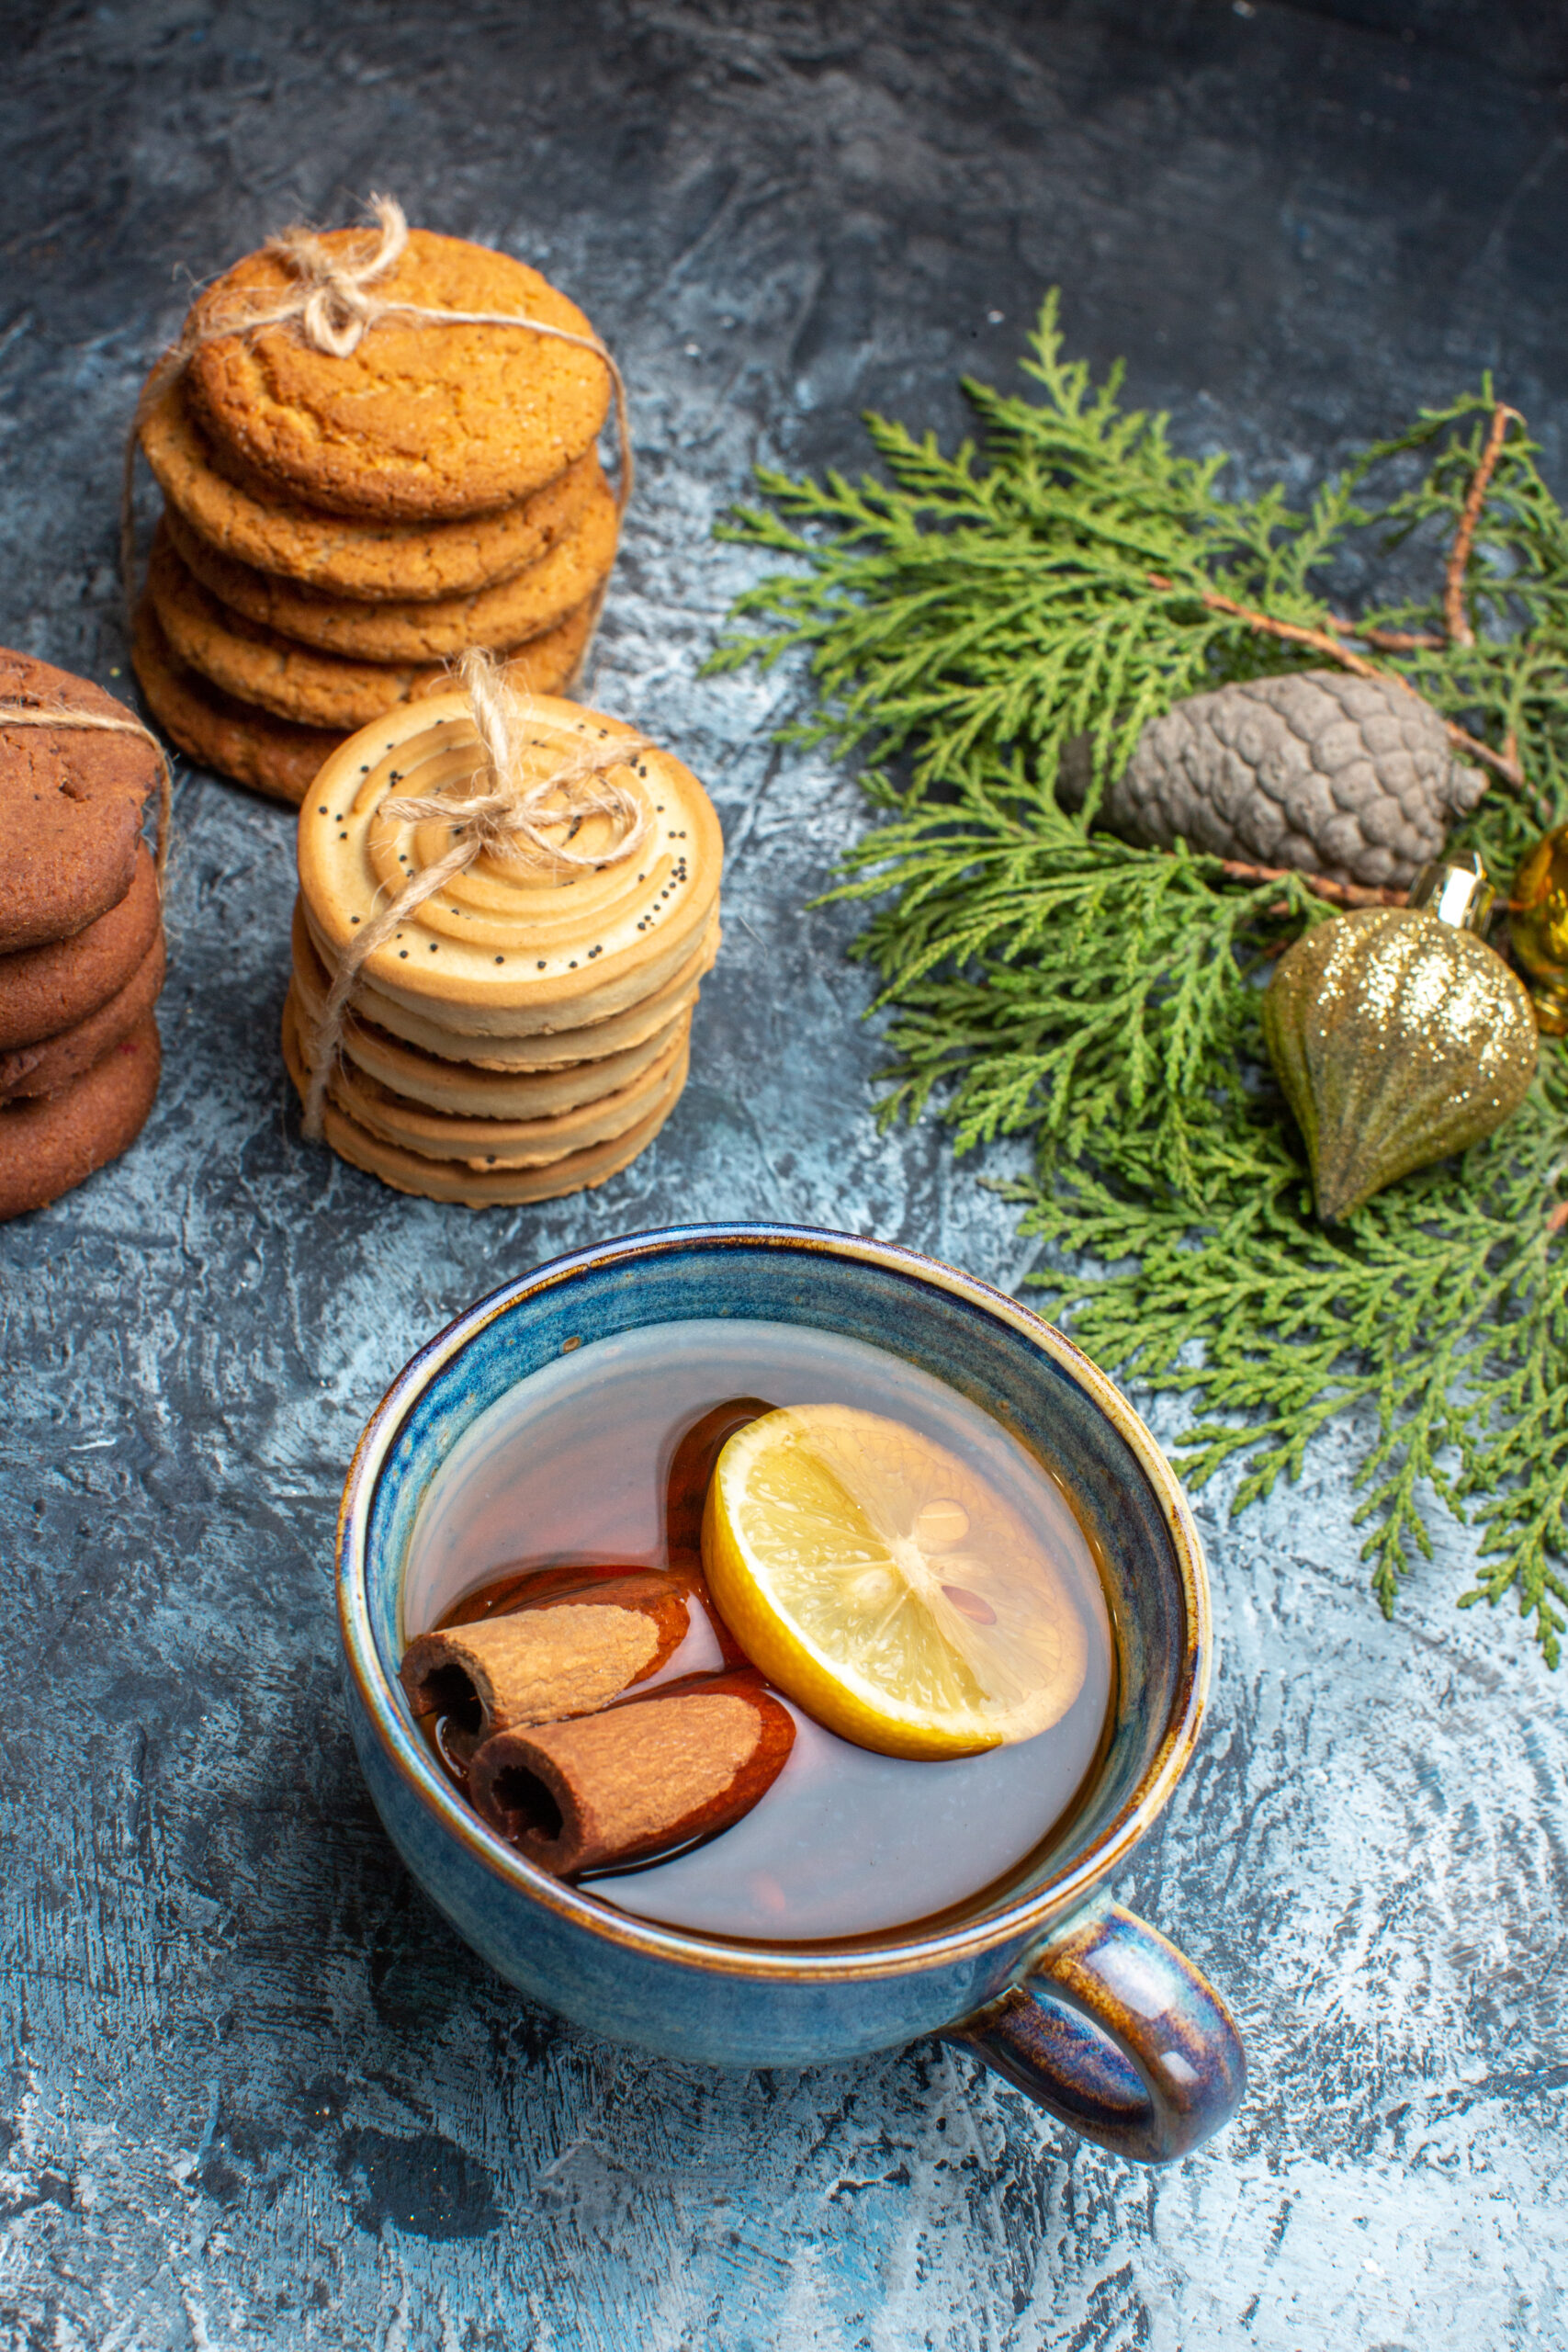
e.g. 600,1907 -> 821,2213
467,1668 -> 795,1875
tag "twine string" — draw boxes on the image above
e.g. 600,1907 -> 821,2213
262,198 -> 410,356
300,648 -> 653,1141
123,194 -> 635,612
0,702 -> 173,885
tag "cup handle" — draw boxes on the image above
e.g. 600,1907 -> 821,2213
942,1897 -> 1246,2165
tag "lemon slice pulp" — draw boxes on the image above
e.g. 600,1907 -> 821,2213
701,1403 -> 1089,1758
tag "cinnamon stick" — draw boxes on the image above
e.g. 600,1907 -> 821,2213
400,1571 -> 690,1758
468,1668 -> 795,1876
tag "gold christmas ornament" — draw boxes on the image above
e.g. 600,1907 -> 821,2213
1262,854 -> 1539,1222
1508,821 -> 1568,1036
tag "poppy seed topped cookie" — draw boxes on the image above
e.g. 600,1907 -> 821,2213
184,228 -> 613,520
282,989 -> 689,1168
289,905 -> 695,1116
281,1004 -> 689,1210
297,691 -> 723,1034
0,650 -> 161,952
294,897 -> 718,1066
288,675 -> 720,1208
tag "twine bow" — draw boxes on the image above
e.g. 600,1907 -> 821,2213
301,648 -> 653,1141
0,700 -> 173,885
258,198 -> 411,358
124,195 -> 633,611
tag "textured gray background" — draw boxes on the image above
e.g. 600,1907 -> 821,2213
2,3 -> 1565,2346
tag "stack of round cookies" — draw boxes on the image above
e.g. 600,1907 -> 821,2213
284,687 -> 722,1206
0,652 -> 165,1219
130,220 -> 620,807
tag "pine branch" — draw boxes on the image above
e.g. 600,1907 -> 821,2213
710,295 -> 1568,1660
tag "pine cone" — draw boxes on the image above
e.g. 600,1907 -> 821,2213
1061,671 -> 1487,889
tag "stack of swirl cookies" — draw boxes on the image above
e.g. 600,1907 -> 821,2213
0,653 -> 165,1219
130,227 -> 618,806
284,691 -> 722,1206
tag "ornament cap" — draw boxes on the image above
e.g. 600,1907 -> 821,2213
1407,850 -> 1494,933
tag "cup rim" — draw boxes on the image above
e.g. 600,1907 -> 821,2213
337,1220 -> 1210,1984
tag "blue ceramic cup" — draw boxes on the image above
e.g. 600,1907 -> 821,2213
338,1223 -> 1245,2165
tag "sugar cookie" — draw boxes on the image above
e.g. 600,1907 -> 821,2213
186,228 -> 612,519
149,528 -> 592,729
141,379 -> 600,600
131,601 -> 340,807
163,473 -> 617,662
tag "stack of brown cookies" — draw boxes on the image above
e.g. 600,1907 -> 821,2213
283,688 -> 722,1207
0,652 -> 165,1220
130,223 -> 620,808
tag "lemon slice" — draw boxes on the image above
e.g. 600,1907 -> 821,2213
701,1404 -> 1089,1759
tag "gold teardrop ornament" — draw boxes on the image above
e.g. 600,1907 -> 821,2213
1508,822 -> 1568,1037
1262,876 -> 1539,1223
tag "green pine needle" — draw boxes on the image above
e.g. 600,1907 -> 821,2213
710,296 -> 1568,1662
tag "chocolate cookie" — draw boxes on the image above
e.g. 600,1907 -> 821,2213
141,378 -> 601,600
0,1015 -> 162,1221
163,471 -> 618,661
185,227 -> 613,519
0,650 -> 161,952
0,841 -> 160,1050
149,528 -> 593,729
131,602 -> 341,807
0,931 -> 165,1101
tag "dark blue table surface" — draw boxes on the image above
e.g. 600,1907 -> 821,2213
2,5 -> 1564,2346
